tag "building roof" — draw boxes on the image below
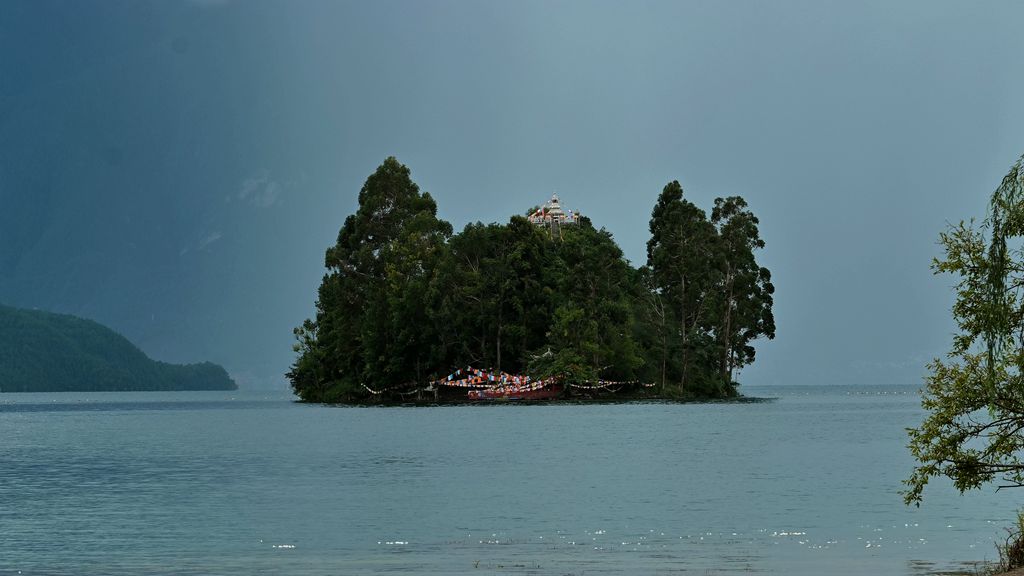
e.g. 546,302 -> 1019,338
529,193 -> 579,225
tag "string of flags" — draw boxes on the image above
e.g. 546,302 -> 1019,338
467,380 -> 554,399
569,380 -> 644,390
360,382 -> 416,396
361,367 -> 656,396
431,367 -> 542,389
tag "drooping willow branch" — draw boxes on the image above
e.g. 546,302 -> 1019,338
985,154 -> 1024,390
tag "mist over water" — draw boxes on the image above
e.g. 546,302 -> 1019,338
0,385 -> 1014,575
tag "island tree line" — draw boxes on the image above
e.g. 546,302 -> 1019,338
288,157 -> 774,402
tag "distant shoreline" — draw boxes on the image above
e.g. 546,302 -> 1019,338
0,304 -> 237,393
299,393 -> 777,407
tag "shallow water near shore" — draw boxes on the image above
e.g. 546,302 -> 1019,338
0,384 -> 1018,575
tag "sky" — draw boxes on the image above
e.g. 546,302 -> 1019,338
1,0 -> 1023,389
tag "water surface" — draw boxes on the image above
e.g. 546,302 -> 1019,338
0,385 -> 1017,575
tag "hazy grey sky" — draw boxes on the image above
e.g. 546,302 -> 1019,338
2,0 -> 1023,388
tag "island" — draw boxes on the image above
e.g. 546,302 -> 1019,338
0,304 -> 236,392
288,157 -> 775,404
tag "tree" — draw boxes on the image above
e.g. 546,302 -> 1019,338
289,157 -> 451,401
428,216 -> 551,374
710,196 -> 776,390
906,153 -> 1024,505
290,160 -> 775,402
548,219 -> 643,383
646,181 -> 718,392
428,222 -> 494,370
634,265 -> 671,391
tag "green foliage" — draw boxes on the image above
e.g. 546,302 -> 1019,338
288,156 -> 451,401
0,304 -> 235,392
550,220 -> 644,382
428,216 -> 552,375
999,510 -> 1024,571
906,153 -> 1024,505
646,181 -> 717,392
290,158 -> 775,402
527,344 -> 592,384
644,183 -> 773,397
710,197 -> 776,386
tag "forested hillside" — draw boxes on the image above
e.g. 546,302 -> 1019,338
0,305 -> 236,392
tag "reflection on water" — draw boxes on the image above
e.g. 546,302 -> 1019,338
0,386 -> 1016,575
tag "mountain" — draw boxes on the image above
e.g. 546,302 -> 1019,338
0,304 -> 236,392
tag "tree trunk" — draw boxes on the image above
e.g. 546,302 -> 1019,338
720,273 -> 734,383
496,321 -> 502,373
479,298 -> 487,367
652,293 -> 668,393
679,273 -> 687,392
660,332 -> 668,393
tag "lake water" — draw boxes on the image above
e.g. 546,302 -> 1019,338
1,385 -> 1019,575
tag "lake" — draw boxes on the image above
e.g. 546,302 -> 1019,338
0,385 -> 1018,575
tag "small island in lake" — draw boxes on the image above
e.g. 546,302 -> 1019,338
0,304 -> 236,392
288,157 -> 774,404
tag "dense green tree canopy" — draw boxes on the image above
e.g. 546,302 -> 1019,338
710,196 -> 776,385
906,154 -> 1024,504
645,183 -> 774,397
289,158 -> 775,403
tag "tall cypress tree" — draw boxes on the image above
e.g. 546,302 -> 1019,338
710,196 -> 775,390
289,157 -> 451,400
646,181 -> 718,392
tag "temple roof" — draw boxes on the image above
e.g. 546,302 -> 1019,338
547,193 -> 564,217
528,193 -> 579,226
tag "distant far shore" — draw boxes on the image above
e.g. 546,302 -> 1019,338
0,304 -> 236,393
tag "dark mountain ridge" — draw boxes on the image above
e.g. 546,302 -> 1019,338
0,304 -> 236,392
